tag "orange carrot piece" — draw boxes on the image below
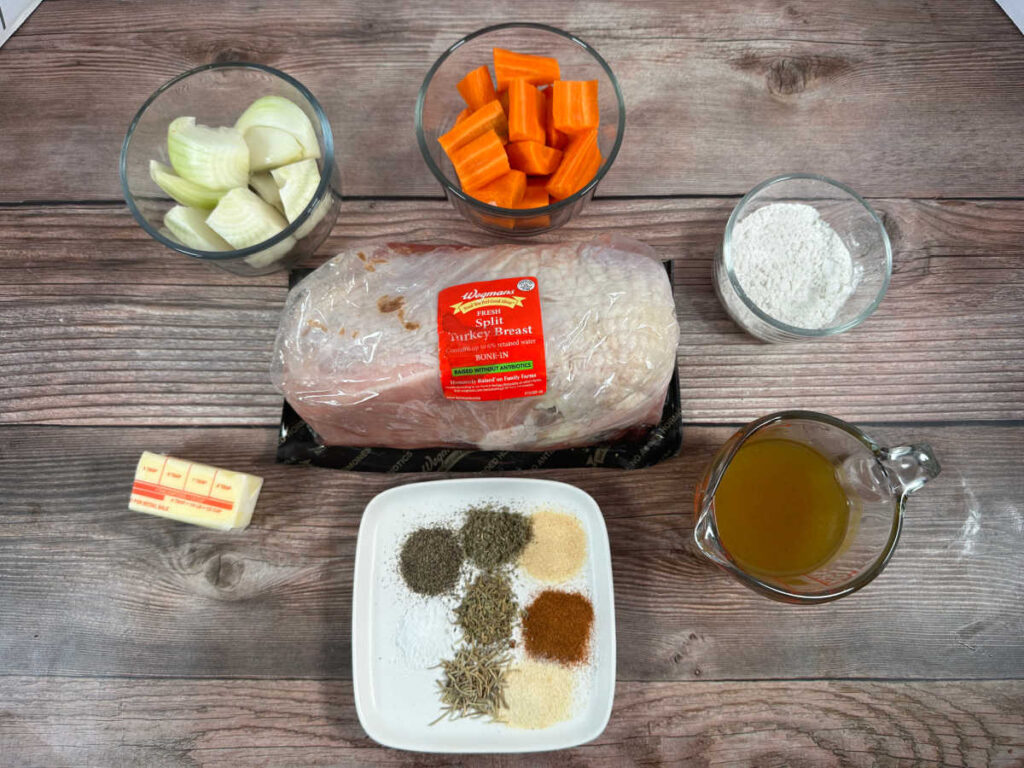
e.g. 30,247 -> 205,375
438,100 -> 508,156
450,129 -> 510,190
554,145 -> 602,200
498,90 -> 509,117
455,107 -> 471,125
514,176 -> 550,209
546,129 -> 601,200
580,144 -> 603,188
480,213 -> 517,231
513,178 -> 551,227
467,169 -> 527,208
552,80 -> 599,134
534,83 -> 547,138
481,176 -> 549,228
516,213 -> 550,229
506,141 -> 563,175
507,79 -> 545,144
457,65 -> 498,112
493,48 -> 560,91
543,87 -> 569,150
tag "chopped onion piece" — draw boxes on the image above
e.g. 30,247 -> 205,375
235,96 -> 321,160
158,226 -> 180,244
244,125 -> 304,172
271,158 -> 331,239
150,160 -> 224,209
206,187 -> 296,267
249,171 -> 285,213
164,205 -> 232,251
243,239 -> 297,269
271,158 -> 319,222
167,116 -> 250,190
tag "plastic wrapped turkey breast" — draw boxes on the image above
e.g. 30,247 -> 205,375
270,236 -> 680,451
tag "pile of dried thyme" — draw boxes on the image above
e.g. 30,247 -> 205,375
460,506 -> 532,570
454,571 -> 518,648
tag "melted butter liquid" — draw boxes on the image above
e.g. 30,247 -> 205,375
714,438 -> 849,577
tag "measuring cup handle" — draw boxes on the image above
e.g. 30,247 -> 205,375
879,444 -> 941,497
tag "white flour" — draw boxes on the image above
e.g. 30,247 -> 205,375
730,203 -> 858,328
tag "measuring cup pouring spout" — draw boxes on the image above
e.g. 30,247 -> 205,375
692,506 -> 728,568
692,411 -> 941,604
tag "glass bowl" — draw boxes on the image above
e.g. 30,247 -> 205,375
416,23 -> 625,237
120,62 -> 341,277
714,174 -> 892,342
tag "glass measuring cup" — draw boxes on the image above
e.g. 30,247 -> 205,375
693,411 -> 941,603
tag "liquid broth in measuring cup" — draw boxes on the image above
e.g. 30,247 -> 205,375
694,411 -> 941,602
713,438 -> 849,577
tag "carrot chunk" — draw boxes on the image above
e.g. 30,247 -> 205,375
546,129 -> 601,200
457,65 -> 498,113
480,213 -> 516,230
516,212 -> 550,229
455,107 -> 471,125
438,100 -> 508,156
467,169 -> 527,208
508,79 -> 545,144
513,177 -> 551,227
543,87 -> 569,150
552,80 -> 599,134
451,129 -> 511,190
498,90 -> 510,117
493,48 -> 560,91
506,140 -> 563,175
514,176 -> 551,209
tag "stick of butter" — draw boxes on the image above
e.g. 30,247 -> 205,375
129,451 -> 262,531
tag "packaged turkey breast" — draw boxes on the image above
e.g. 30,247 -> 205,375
271,236 -> 681,470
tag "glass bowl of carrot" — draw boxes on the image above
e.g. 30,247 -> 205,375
416,23 -> 625,236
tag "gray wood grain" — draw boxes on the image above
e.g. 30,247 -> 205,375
1,1 -> 1023,201
1,2 -> 1022,763
1,424 -> 1020,681
0,677 -> 1020,767
2,198 -> 1022,426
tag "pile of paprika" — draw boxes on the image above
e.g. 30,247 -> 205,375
521,589 -> 594,665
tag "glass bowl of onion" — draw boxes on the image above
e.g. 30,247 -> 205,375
120,62 -> 341,276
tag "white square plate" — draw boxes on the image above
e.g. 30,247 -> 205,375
352,477 -> 616,753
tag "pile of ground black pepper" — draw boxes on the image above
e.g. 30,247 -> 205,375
399,526 -> 463,596
460,506 -> 532,570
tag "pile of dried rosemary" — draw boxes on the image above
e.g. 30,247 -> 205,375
432,645 -> 512,724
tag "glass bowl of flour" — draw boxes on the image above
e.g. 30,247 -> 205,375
715,174 -> 892,342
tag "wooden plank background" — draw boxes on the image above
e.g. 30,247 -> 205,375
2,678 -> 1021,767
1,0 -> 1022,765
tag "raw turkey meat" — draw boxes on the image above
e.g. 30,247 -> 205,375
270,236 -> 679,450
